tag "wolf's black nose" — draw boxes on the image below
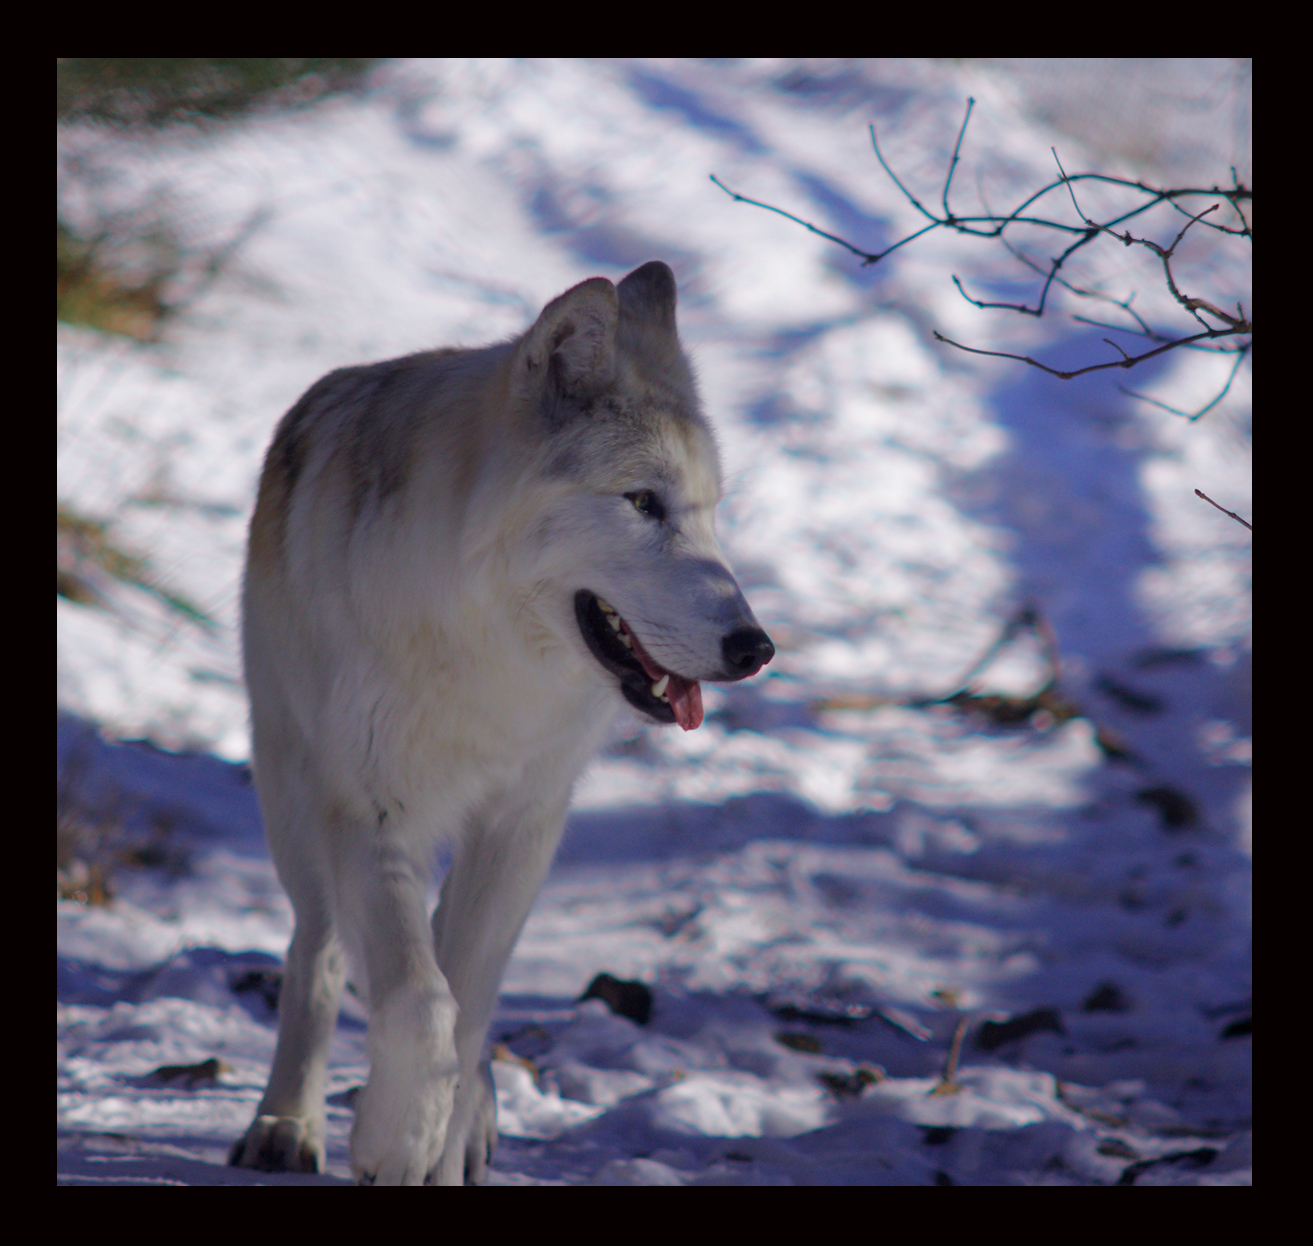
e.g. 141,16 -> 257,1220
722,627 -> 775,679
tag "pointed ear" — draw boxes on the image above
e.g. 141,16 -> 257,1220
516,276 -> 618,397
616,261 -> 690,393
617,261 -> 677,333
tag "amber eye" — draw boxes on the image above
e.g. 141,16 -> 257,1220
625,490 -> 665,521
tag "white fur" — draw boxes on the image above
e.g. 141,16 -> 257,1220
230,263 -> 771,1184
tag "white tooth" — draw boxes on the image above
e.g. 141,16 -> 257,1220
608,614 -> 623,632
651,674 -> 670,699
619,633 -> 633,649
598,598 -> 616,615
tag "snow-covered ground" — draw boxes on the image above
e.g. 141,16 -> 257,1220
57,59 -> 1251,1185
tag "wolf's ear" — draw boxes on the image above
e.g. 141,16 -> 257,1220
618,261 -> 677,334
516,276 -> 618,398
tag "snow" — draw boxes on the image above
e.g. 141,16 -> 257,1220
58,59 -> 1250,1185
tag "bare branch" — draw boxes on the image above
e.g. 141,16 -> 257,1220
980,172 -> 1163,339
1194,489 -> 1252,531
714,99 -> 1251,401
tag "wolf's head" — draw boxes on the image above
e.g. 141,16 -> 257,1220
508,262 -> 774,730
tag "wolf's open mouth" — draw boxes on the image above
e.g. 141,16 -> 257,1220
574,590 -> 703,730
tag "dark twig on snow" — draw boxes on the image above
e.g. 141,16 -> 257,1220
1194,489 -> 1252,531
930,1017 -> 969,1096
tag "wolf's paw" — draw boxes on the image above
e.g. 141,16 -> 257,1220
351,1074 -> 456,1186
352,1134 -> 445,1186
229,1114 -> 324,1173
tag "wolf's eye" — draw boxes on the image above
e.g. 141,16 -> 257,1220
625,490 -> 665,521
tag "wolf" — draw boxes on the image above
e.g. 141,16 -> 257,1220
228,262 -> 774,1184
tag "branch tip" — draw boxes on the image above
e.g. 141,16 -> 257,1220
1194,489 -> 1252,531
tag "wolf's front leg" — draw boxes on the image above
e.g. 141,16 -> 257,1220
351,982 -> 460,1184
341,836 -> 461,1186
430,790 -> 573,1185
230,898 -> 345,1173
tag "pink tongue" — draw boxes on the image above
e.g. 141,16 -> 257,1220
623,622 -> 704,732
666,675 -> 703,732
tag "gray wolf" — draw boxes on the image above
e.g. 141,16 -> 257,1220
229,262 -> 774,1184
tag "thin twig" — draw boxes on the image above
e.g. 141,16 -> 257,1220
950,225 -> 1099,318
709,174 -> 881,262
1153,206 -> 1237,329
933,325 -> 1242,379
1121,345 -> 1250,420
709,173 -> 943,266
938,605 -> 1039,702
1194,489 -> 1252,530
869,122 -> 936,222
942,97 -> 975,220
1052,147 -> 1085,221
1072,310 -> 1164,340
